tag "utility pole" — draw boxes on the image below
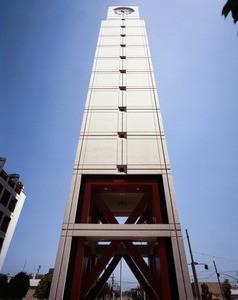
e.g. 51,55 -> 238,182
186,229 -> 201,300
120,259 -> 122,300
37,265 -> 41,274
213,261 -> 225,300
111,273 -> 115,300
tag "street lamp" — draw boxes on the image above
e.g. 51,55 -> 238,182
192,262 -> 209,270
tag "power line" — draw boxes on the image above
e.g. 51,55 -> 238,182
193,251 -> 238,263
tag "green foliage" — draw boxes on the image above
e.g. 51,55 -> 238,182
33,274 -> 52,299
222,279 -> 231,300
222,0 -> 238,23
127,285 -> 144,300
0,275 -> 9,299
97,282 -> 111,299
8,272 -> 30,299
201,283 -> 212,300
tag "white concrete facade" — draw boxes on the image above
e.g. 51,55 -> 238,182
0,157 -> 26,271
50,6 -> 193,299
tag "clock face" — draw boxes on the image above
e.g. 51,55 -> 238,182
114,7 -> 134,15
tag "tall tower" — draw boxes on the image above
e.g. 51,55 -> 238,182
50,6 -> 193,300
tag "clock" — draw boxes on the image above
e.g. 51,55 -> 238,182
114,7 -> 134,15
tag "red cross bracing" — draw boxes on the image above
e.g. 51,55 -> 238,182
65,178 -> 178,299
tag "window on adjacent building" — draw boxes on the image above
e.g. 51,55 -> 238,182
8,179 -> 15,189
0,237 -> 3,251
0,211 -> 3,223
0,216 -> 11,233
0,171 -> 7,181
0,190 -> 11,207
8,197 -> 17,213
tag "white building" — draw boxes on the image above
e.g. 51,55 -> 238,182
0,157 -> 26,271
50,6 -> 192,299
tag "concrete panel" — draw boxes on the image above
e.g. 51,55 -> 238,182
126,58 -> 151,71
171,236 -> 194,300
96,46 -> 121,58
126,27 -> 144,35
126,137 -> 162,165
126,90 -> 157,108
125,46 -> 149,57
100,27 -> 121,35
69,224 -> 172,241
86,89 -> 120,108
126,36 -> 147,45
90,73 -> 121,88
63,173 -> 82,224
156,111 -> 165,133
126,73 -> 154,88
101,20 -> 122,27
93,58 -> 121,71
126,110 -> 160,133
85,111 -> 118,133
166,173 -> 181,224
99,36 -> 121,46
125,20 -> 144,26
81,137 -> 118,165
50,236 -> 72,300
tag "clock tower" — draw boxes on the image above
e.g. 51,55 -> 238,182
50,6 -> 193,300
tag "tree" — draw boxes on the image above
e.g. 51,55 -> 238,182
8,272 -> 30,299
222,279 -> 231,300
0,275 -> 9,299
222,0 -> 238,23
33,274 -> 52,300
201,283 -> 212,300
97,282 -> 111,300
128,285 -> 144,300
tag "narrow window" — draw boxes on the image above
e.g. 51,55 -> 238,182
0,190 -> 11,207
119,70 -> 126,73
0,216 -> 11,233
8,197 -> 17,213
118,132 -> 127,138
118,106 -> 127,112
120,34 -> 126,37
119,86 -> 126,91
120,44 -> 126,47
117,165 -> 127,173
120,55 -> 126,59
121,25 -> 126,28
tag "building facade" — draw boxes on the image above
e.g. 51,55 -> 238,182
50,6 -> 193,299
0,157 -> 26,271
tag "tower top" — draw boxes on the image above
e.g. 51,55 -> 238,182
107,6 -> 139,19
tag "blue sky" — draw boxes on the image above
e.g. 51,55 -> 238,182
1,0 -> 238,287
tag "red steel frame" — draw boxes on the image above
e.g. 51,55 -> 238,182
70,179 -> 172,300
